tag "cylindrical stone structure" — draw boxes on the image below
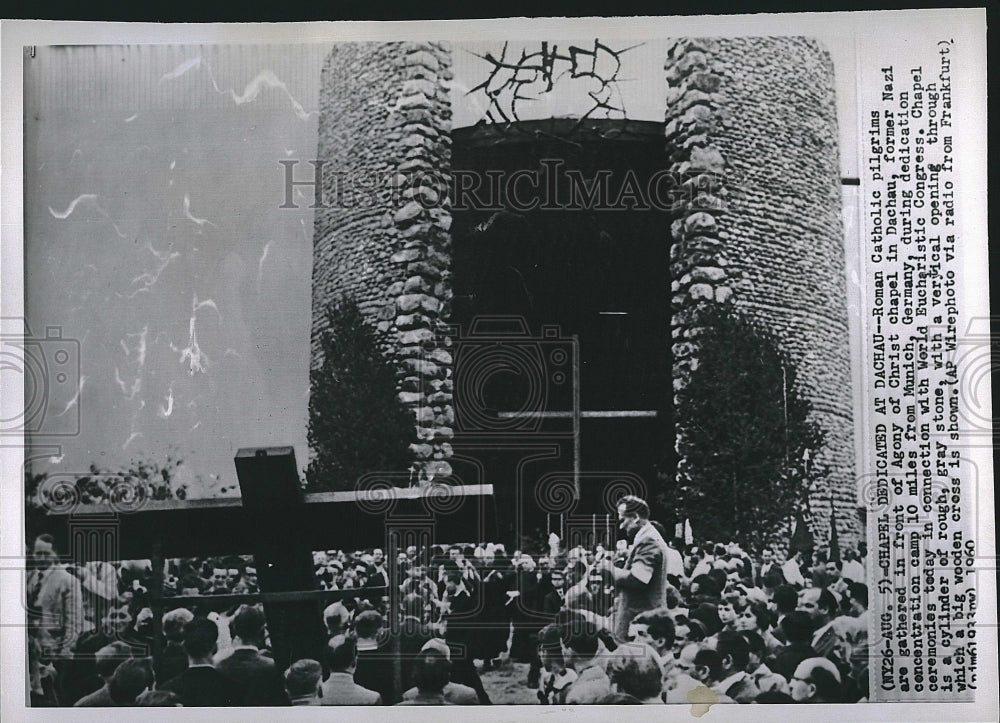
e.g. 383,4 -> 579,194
665,36 -> 857,542
312,42 -> 456,479
312,38 -> 857,543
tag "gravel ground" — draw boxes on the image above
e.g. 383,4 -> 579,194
479,660 -> 540,705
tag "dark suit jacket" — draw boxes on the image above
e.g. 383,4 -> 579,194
442,589 -> 478,662
159,641 -> 188,683
511,570 -> 550,625
767,642 -> 817,682
756,562 -> 777,586
541,590 -> 566,618
215,648 -> 287,706
62,630 -> 148,705
366,567 -> 390,590
398,618 -> 433,687
160,665 -> 246,707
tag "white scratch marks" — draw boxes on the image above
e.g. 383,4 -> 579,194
126,244 -> 179,298
159,386 -> 174,417
120,326 -> 148,368
160,56 -> 202,82
48,193 -> 97,219
176,317 -> 207,376
227,70 -> 317,121
114,367 -> 142,400
47,193 -> 126,238
173,294 -> 218,376
124,113 -> 139,123
54,376 -> 87,417
183,194 -> 216,228
257,241 -> 272,291
193,295 -> 221,321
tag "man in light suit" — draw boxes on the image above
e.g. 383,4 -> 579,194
321,633 -> 382,705
400,639 -> 479,704
27,534 -> 84,660
607,496 -> 669,642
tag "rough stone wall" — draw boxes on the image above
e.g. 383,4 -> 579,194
312,39 -> 858,539
665,37 -> 858,542
312,42 -> 455,479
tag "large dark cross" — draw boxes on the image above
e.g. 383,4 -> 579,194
41,446 -> 494,681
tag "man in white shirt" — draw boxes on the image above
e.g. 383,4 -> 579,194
781,549 -> 806,588
841,548 -> 866,584
664,539 -> 685,585
712,632 -> 761,702
690,547 -> 717,579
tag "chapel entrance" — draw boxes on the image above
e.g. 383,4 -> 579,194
448,119 -> 675,545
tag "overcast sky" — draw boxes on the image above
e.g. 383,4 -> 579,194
24,38 -> 857,496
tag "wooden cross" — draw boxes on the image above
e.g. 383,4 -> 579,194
40,447 -> 494,684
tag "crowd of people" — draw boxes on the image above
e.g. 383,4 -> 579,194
26,495 -> 870,706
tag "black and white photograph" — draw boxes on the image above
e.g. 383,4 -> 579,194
0,12 -> 993,719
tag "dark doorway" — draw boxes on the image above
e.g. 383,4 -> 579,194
449,120 -> 675,546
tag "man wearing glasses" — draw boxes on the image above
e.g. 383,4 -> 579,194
789,657 -> 844,703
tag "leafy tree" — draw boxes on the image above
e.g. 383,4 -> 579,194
662,305 -> 824,552
306,298 -> 414,491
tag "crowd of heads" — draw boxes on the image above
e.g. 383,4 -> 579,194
27,524 -> 870,706
607,538 -> 870,704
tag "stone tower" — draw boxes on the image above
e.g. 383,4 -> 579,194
311,37 -> 859,542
